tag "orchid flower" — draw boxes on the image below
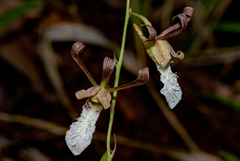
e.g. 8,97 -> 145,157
65,41 -> 149,155
131,7 -> 194,109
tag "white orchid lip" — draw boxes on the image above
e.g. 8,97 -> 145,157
65,101 -> 100,155
157,64 -> 182,109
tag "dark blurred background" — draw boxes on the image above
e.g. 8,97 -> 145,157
0,0 -> 240,160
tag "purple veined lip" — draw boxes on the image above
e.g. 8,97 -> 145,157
83,103 -> 100,114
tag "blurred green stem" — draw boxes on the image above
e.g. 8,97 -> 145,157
106,0 -> 131,160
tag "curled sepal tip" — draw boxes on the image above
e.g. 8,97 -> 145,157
108,67 -> 149,93
65,101 -> 100,155
71,41 -> 85,56
158,6 -> 194,39
132,7 -> 194,68
163,40 -> 185,60
183,6 -> 194,19
171,6 -> 194,31
157,64 -> 182,109
71,41 -> 97,86
172,12 -> 188,30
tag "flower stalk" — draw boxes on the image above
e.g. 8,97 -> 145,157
106,0 -> 131,160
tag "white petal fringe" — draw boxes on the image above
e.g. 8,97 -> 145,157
65,101 -> 100,155
157,64 -> 182,109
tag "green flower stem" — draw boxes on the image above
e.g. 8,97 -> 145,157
106,113 -> 114,160
106,0 -> 131,160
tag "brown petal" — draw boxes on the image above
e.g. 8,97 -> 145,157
156,7 -> 194,39
97,91 -> 111,110
108,67 -> 149,92
71,41 -> 85,54
141,24 -> 157,41
133,23 -> 148,42
100,57 -> 116,87
75,85 -> 101,100
153,40 -> 172,67
71,41 -> 97,86
172,13 -> 188,30
176,51 -> 185,60
183,6 -> 194,18
163,40 -> 185,60
130,12 -> 153,34
157,23 -> 182,39
91,87 -> 111,109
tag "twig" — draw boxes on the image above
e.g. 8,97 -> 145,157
0,112 -> 223,161
176,46 -> 240,68
0,112 -> 67,135
106,0 -> 130,160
